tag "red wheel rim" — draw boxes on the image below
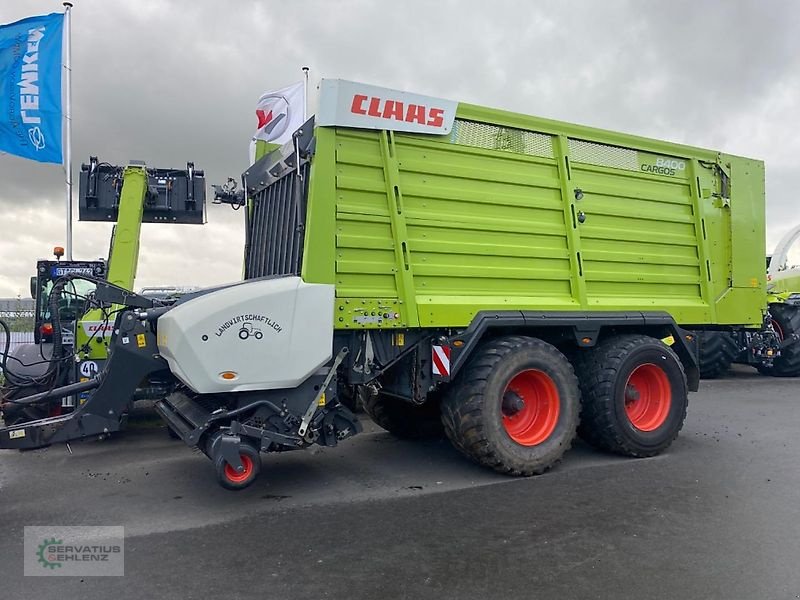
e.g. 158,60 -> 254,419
224,454 -> 253,484
501,369 -> 560,446
624,364 -> 671,431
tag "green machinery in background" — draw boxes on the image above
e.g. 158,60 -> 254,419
0,158 -> 205,424
696,224 -> 800,379
1,255 -> 106,424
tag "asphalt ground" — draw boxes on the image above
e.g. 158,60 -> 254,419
1,364 -> 798,599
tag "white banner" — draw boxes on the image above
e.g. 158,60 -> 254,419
317,79 -> 458,135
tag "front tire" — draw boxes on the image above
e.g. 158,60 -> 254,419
577,334 -> 688,457
440,336 -> 580,476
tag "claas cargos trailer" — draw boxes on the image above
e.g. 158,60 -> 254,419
0,80 -> 766,490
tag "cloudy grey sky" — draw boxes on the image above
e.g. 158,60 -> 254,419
0,0 -> 798,297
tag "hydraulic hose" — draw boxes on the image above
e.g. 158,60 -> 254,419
1,275 -> 101,404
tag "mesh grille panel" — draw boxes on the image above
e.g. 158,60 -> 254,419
568,138 -> 640,171
245,163 -> 310,279
450,120 -> 554,158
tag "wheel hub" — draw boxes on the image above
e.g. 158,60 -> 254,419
502,391 -> 525,416
624,384 -> 640,403
501,369 -> 560,447
624,363 -> 671,432
224,454 -> 253,483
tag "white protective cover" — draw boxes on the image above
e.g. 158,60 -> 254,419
157,277 -> 335,394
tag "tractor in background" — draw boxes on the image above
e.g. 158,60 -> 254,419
0,157 -> 205,425
0,251 -> 106,424
696,224 -> 800,378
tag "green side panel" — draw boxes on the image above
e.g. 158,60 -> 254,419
570,147 -> 708,318
769,274 -> 800,294
302,127 -> 337,285
304,100 -> 766,329
726,154 -> 766,291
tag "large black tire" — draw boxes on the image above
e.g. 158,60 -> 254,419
695,330 -> 739,379
576,334 -> 688,457
362,390 -> 443,439
757,303 -> 800,377
440,336 -> 580,476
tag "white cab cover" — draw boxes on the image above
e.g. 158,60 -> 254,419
157,277 -> 335,394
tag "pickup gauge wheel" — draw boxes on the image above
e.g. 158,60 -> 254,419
212,441 -> 261,491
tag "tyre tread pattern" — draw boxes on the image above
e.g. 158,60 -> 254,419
440,336 -> 579,477
577,334 -> 687,457
696,331 -> 739,379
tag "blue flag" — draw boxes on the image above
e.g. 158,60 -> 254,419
0,13 -> 64,164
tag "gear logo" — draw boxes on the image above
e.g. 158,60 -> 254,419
37,538 -> 63,569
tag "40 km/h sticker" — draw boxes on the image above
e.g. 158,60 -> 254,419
79,361 -> 99,377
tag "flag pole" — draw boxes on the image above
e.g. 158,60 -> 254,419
63,1 -> 73,260
302,66 -> 309,120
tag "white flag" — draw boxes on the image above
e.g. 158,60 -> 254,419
249,81 -> 305,163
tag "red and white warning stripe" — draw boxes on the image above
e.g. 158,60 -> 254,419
432,345 -> 451,377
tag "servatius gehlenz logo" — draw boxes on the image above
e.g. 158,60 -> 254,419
37,538 -> 122,569
19,25 -> 48,151
24,526 -> 125,576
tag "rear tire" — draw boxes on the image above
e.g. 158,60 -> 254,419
695,330 -> 739,379
757,303 -> 800,377
440,336 -> 580,476
362,390 -> 443,439
577,334 -> 688,457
